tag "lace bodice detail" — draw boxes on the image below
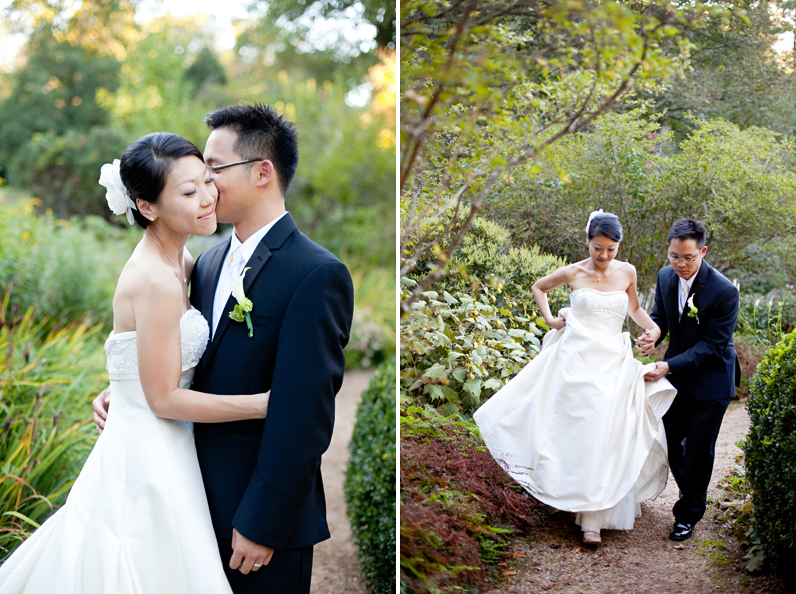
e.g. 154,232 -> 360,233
105,308 -> 209,379
569,288 -> 628,318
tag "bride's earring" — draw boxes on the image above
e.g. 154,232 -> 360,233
149,216 -> 155,221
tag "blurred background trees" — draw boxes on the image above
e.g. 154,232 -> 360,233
1,0 -> 396,269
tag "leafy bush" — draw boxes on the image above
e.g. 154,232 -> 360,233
743,330 -> 796,587
0,199 -> 138,327
484,111 -> 796,294
12,126 -> 129,218
0,298 -> 107,560
344,361 -> 396,594
400,406 -> 536,593
400,277 -> 543,415
408,215 -> 569,318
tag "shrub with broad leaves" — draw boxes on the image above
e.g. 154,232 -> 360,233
400,278 -> 544,415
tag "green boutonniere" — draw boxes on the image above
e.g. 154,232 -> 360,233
687,294 -> 700,324
229,267 -> 254,338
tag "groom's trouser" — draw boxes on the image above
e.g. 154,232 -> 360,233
217,537 -> 313,594
663,392 -> 729,525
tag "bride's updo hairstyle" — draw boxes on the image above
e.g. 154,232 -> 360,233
119,132 -> 204,229
586,210 -> 623,243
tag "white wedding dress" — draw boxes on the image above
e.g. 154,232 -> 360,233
0,308 -> 233,593
474,288 -> 677,531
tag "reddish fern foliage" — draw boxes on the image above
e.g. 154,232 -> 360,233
400,406 -> 537,593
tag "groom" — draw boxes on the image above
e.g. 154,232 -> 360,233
638,218 -> 740,542
95,103 -> 354,593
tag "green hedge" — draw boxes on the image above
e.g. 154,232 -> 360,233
344,361 -> 396,594
743,330 -> 796,587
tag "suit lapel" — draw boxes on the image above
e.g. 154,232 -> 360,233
200,237 -> 231,325
200,213 -> 298,369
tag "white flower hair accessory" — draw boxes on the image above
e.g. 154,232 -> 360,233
99,159 -> 137,225
586,209 -> 604,235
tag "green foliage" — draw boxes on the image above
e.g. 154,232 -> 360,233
95,16 -> 221,148
0,298 -> 106,560
0,199 -> 138,328
344,362 -> 396,594
743,330 -> 796,587
400,278 -> 543,415
485,111 -> 796,293
234,0 -> 384,84
648,1 -> 796,139
183,46 -> 228,97
0,28 -> 120,185
399,0 -> 726,304
13,126 -> 129,218
246,0 -> 395,51
224,68 -> 397,268
1,7 -> 395,270
736,292 -> 795,345
409,215 -> 570,318
402,216 -> 568,414
346,260 -> 396,370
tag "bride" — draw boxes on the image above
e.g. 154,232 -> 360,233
0,133 -> 269,592
474,210 -> 677,544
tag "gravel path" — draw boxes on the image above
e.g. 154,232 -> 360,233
500,401 -> 786,594
311,369 -> 373,594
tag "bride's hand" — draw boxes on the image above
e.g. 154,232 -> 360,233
92,387 -> 111,435
255,390 -> 270,419
548,316 -> 566,330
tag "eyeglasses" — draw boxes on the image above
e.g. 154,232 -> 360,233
668,254 -> 700,264
210,158 -> 263,172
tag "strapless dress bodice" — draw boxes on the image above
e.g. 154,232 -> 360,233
104,308 -> 209,381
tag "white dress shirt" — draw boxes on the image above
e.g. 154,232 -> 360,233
211,212 -> 288,338
677,266 -> 699,318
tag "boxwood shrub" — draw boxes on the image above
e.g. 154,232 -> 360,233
743,329 -> 796,587
344,361 -> 396,594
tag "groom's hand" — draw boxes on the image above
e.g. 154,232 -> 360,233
230,528 -> 274,574
635,331 -> 656,356
92,387 -> 111,435
643,361 -> 669,382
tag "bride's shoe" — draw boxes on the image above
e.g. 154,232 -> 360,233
583,530 -> 601,544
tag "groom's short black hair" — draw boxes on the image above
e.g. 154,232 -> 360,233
668,218 -> 706,248
205,103 -> 298,196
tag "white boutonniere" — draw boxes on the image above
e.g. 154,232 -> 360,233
229,267 -> 254,338
686,294 -> 700,324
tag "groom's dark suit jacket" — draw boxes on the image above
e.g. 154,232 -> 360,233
189,213 -> 354,550
650,261 -> 740,401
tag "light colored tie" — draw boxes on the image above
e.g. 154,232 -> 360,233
679,282 -> 689,318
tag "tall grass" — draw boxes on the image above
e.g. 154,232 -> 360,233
0,292 -> 106,560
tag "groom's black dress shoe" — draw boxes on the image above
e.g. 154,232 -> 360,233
669,522 -> 693,541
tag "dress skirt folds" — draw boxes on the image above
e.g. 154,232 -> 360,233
0,309 -> 233,593
474,289 -> 677,530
